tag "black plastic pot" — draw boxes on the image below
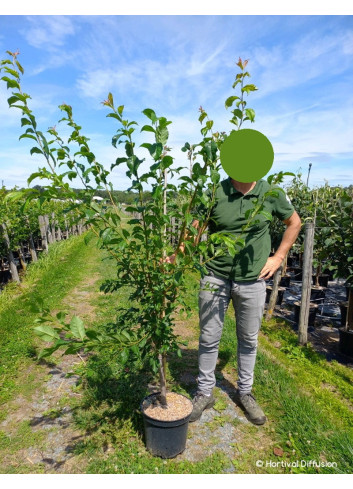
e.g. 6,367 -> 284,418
141,392 -> 192,459
292,267 -> 302,281
293,301 -> 318,326
340,301 -> 348,327
339,329 -> 353,357
0,270 -> 11,284
266,286 -> 286,305
310,286 -> 326,303
323,268 -> 335,280
280,275 -> 291,288
287,256 -> 294,267
312,274 -> 329,288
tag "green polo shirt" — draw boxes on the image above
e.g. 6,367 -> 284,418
196,178 -> 295,282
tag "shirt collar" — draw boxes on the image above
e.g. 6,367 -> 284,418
226,177 -> 261,196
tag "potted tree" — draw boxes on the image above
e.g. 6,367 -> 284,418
1,52 -> 292,457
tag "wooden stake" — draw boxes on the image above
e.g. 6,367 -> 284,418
1,223 -> 20,283
38,216 -> 49,252
51,212 -> 57,242
298,221 -> 315,345
44,215 -> 53,244
265,264 -> 283,321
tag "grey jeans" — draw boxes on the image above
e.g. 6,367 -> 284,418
197,272 -> 266,395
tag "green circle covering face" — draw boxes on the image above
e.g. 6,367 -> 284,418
220,129 -> 274,182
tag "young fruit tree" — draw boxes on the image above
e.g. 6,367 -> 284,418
1,52 -> 292,407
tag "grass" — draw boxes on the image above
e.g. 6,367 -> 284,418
1,232 -> 353,474
219,308 -> 353,473
0,233 -> 97,410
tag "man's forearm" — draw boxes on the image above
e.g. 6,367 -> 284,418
274,213 -> 301,262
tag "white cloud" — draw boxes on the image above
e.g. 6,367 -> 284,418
250,28 -> 353,98
21,16 -> 76,50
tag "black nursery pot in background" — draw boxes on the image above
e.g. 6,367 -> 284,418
292,267 -> 302,281
339,329 -> 353,357
340,302 -> 348,327
312,274 -> 329,288
293,302 -> 318,326
266,286 -> 286,305
310,286 -> 326,303
280,275 -> 291,288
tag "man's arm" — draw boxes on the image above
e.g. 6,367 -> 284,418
259,210 -> 302,280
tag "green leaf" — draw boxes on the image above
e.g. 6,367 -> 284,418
1,76 -> 20,90
225,95 -> 240,108
34,325 -> 60,342
7,95 -> 19,106
156,126 -> 169,145
242,84 -> 258,94
198,111 -> 207,123
56,311 -> 67,322
19,134 -> 37,142
259,210 -> 273,221
69,316 -> 86,340
142,108 -> 157,123
30,147 -> 44,156
245,108 -> 255,122
232,109 -> 243,119
141,125 -> 156,133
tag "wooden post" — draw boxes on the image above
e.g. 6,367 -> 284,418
26,217 -> 38,262
28,233 -> 38,262
44,215 -> 53,244
51,212 -> 57,242
1,222 -> 20,283
265,264 -> 283,321
57,226 -> 62,241
298,221 -> 315,345
38,216 -> 49,252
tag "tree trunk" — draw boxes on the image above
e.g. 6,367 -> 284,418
158,353 -> 167,408
17,247 -> 27,271
1,223 -> 20,283
281,252 -> 288,277
315,262 -> 321,287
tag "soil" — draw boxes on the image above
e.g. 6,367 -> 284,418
142,392 -> 192,421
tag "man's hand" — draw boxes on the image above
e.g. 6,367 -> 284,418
259,255 -> 283,280
164,253 -> 176,264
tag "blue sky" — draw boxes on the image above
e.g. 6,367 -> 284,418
0,14 -> 352,191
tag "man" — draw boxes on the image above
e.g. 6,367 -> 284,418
169,176 -> 301,425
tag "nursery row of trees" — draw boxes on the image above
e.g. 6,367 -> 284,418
0,187 -> 87,284
269,173 -> 353,287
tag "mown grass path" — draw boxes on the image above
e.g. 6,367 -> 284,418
0,233 -> 353,474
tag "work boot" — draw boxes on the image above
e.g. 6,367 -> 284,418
189,391 -> 215,422
234,390 -> 267,425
